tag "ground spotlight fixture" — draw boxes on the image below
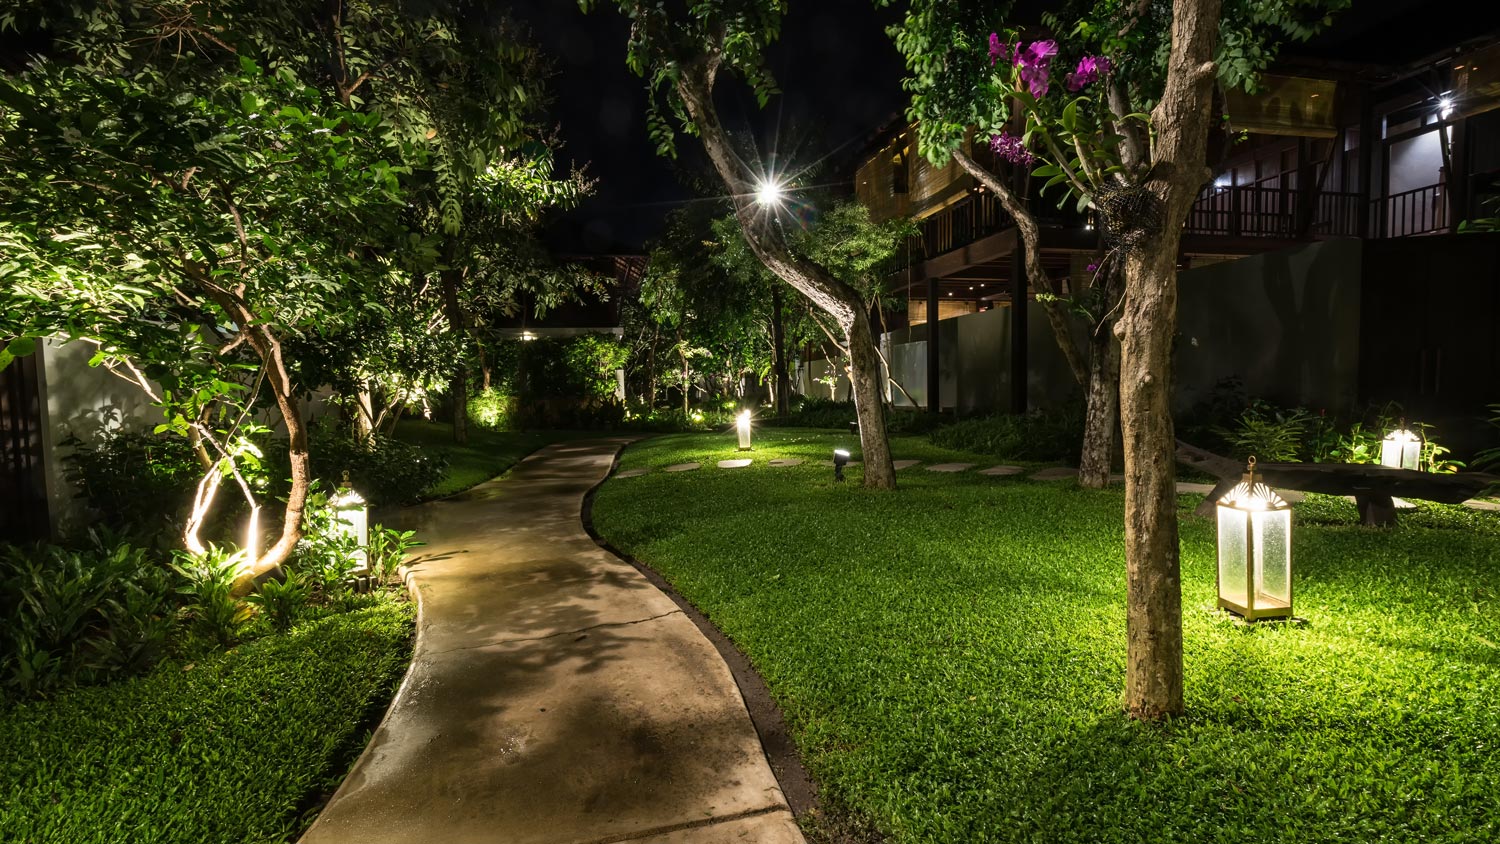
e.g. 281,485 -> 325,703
833,448 -> 850,482
755,179 -> 785,207
737,409 -> 753,451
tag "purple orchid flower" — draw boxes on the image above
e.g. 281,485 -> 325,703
988,33 -> 1010,65
1013,40 -> 1059,98
1086,261 -> 1100,274
1065,56 -> 1113,92
989,131 -> 1035,168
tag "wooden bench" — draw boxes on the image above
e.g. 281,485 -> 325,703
1175,441 -> 1500,526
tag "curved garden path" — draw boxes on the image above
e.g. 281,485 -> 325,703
301,438 -> 803,844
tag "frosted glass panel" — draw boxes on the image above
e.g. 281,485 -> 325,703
1217,507 -> 1248,607
1256,510 -> 1292,605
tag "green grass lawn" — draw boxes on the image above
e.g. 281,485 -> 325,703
593,430 -> 1500,843
0,597 -> 415,844
392,420 -> 592,499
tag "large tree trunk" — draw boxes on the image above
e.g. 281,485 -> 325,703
772,283 -> 790,416
675,62 -> 895,489
440,265 -> 469,445
846,308 -> 895,488
1077,323 -> 1118,488
1117,0 -> 1223,721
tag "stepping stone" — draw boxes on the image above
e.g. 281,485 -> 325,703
663,463 -> 701,472
1176,482 -> 1217,495
717,459 -> 752,469
893,459 -> 921,470
614,468 -> 650,479
1031,467 -> 1077,481
926,462 -> 976,473
768,458 -> 804,467
1464,498 -> 1500,512
979,465 -> 1024,476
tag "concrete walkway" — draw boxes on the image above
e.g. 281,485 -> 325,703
302,439 -> 803,844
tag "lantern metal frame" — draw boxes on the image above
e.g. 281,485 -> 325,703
1215,457 -> 1294,621
1380,420 -> 1422,471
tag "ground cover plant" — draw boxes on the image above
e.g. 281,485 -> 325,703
592,430 -> 1500,843
0,597 -> 414,844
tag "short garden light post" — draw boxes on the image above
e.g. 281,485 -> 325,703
332,470 -> 369,572
737,409 -> 753,450
1216,457 -> 1294,621
833,448 -> 850,482
1381,420 -> 1421,471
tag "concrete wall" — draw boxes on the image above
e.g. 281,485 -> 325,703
1175,238 -> 1363,414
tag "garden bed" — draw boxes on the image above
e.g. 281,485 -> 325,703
592,430 -> 1500,843
0,596 -> 415,844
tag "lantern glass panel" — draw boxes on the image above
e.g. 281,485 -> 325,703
1253,509 -> 1292,611
1380,430 -> 1421,470
736,411 -> 752,450
1216,506 -> 1249,608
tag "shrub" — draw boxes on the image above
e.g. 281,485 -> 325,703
298,423 -> 448,506
470,387 -> 519,431
246,570 -> 310,633
1215,400 -> 1311,463
367,525 -> 423,584
929,408 -> 1084,463
289,497 -> 361,600
0,534 -> 174,697
62,430 -> 204,539
171,545 -> 254,647
770,397 -> 857,429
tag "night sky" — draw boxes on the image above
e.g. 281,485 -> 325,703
510,0 -> 909,254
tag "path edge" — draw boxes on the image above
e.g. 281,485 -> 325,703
580,441 -> 820,822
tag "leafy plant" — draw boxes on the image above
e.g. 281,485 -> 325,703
367,526 -> 424,584
929,408 -> 1085,463
290,497 -> 362,600
171,546 -> 254,647
62,429 -> 205,540
246,570 -> 310,633
1216,402 -> 1311,463
1474,404 -> 1500,472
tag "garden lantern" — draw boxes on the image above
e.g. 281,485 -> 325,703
737,410 -> 753,450
1380,421 -> 1421,471
833,448 -> 850,482
332,471 -> 369,572
1216,457 -> 1293,621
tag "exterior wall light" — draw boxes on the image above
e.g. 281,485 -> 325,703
1381,422 -> 1421,471
833,448 -> 850,482
736,410 -> 753,450
1216,457 -> 1293,621
332,470 -> 369,572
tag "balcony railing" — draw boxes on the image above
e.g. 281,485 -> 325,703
1373,183 -> 1448,238
1186,182 -> 1362,238
895,192 -> 1016,270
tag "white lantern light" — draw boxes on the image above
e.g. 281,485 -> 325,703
332,470 -> 369,572
1380,421 -> 1421,471
736,410 -> 753,451
1216,457 -> 1293,621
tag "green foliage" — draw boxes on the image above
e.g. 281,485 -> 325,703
1474,404 -> 1500,471
594,430 -> 1500,843
290,499 -> 362,601
0,535 -> 174,698
62,429 -> 205,539
300,424 -> 449,507
367,526 -> 424,584
470,386 -> 520,431
929,408 -> 1085,463
1216,400 -> 1312,463
171,546 -> 254,648
245,570 -> 311,633
0,597 -> 414,844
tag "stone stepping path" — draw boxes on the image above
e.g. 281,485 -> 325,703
768,458 -> 804,467
615,468 -> 650,479
664,462 -> 701,472
1031,467 -> 1077,481
893,459 -> 921,470
926,463 -> 975,473
717,459 -> 753,469
979,465 -> 1025,476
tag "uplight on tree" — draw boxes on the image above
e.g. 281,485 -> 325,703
833,448 -> 851,483
1381,423 -> 1421,471
1216,458 -> 1293,621
755,178 -> 784,207
332,471 -> 370,572
736,409 -> 753,450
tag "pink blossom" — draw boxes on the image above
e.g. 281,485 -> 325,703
1013,40 -> 1059,98
1065,56 -> 1113,92
988,33 -> 1009,65
989,131 -> 1035,168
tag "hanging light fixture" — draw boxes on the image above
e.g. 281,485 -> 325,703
1216,457 -> 1293,621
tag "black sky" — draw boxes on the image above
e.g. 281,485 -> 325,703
509,0 -> 908,254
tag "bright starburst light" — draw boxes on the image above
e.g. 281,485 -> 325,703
755,178 -> 785,207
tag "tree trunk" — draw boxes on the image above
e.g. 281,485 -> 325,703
846,307 -> 895,488
353,384 -> 375,441
772,283 -> 790,416
440,265 -> 468,445
674,63 -> 895,489
1077,323 -> 1118,488
1117,0 -> 1223,721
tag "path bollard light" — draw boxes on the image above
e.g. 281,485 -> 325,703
737,410 -> 753,450
1381,421 -> 1421,471
833,448 -> 850,482
332,470 -> 369,572
1216,457 -> 1293,621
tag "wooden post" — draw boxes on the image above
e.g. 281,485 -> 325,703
1010,242 -> 1028,414
926,275 -> 940,415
